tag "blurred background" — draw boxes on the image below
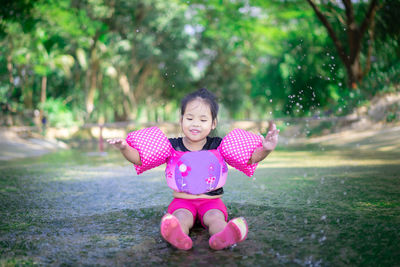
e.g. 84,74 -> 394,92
0,0 -> 399,140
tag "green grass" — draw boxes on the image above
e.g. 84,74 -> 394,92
0,146 -> 399,266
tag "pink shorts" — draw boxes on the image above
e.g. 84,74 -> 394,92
167,198 -> 228,227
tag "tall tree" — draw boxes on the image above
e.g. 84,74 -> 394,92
306,0 -> 380,88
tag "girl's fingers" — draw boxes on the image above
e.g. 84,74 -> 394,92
265,131 -> 272,140
266,129 -> 279,138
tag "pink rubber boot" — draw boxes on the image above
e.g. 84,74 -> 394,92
160,214 -> 192,250
209,217 -> 248,250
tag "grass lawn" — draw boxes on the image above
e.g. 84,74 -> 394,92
0,140 -> 399,266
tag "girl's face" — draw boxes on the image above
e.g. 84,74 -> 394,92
181,98 -> 216,144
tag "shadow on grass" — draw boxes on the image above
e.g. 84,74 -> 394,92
1,202 -> 399,266
0,149 -> 399,266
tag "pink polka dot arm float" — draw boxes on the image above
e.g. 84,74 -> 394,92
125,127 -> 173,175
125,126 -> 261,194
218,128 -> 263,177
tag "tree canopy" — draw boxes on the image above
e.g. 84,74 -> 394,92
1,0 -> 399,126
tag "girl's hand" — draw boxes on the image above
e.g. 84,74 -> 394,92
107,138 -> 128,150
262,122 -> 280,151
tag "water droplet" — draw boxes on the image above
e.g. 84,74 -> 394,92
269,99 -> 273,102
136,29 -> 140,32
297,65 -> 301,69
343,192 -> 347,195
321,215 -> 327,221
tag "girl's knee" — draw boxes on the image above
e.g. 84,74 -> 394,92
203,209 -> 225,225
172,209 -> 194,228
173,208 -> 191,217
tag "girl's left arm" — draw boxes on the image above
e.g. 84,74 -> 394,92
248,122 -> 279,164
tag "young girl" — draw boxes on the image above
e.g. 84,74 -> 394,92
107,88 -> 279,250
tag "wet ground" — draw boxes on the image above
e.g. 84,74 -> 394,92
1,141 -> 400,266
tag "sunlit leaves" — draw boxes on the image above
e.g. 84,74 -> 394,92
0,0 -> 398,124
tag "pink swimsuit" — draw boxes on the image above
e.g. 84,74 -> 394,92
165,148 -> 229,226
165,149 -> 228,195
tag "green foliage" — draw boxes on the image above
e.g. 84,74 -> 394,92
39,98 -> 75,127
385,103 -> 400,123
0,0 -> 398,125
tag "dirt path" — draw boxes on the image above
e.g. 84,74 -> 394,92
281,124 -> 400,152
0,128 -> 68,160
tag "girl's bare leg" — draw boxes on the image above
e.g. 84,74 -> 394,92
172,208 -> 194,234
203,209 -> 227,235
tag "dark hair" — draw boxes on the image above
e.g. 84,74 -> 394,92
181,88 -> 219,121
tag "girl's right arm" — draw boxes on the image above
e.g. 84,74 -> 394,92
107,138 -> 142,165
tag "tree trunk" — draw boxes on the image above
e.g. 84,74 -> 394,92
40,75 -> 47,123
119,73 -> 137,120
7,54 -> 14,96
86,48 -> 99,116
85,31 -> 104,118
134,63 -> 153,100
306,0 -> 379,89
20,66 -> 33,109
6,37 -> 15,100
